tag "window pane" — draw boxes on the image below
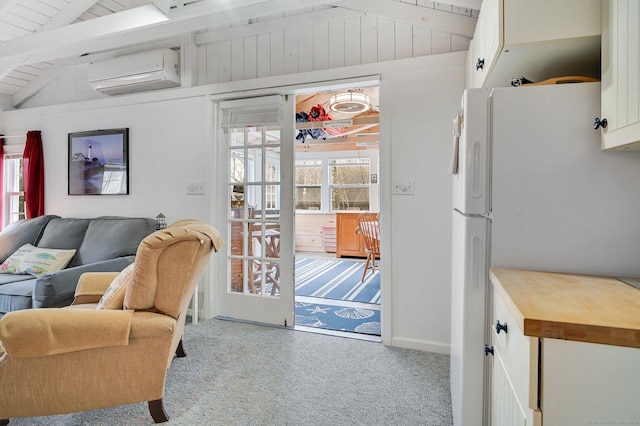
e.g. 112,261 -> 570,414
295,160 -> 322,185
264,128 -> 280,145
295,187 -> 321,210
229,149 -> 245,183
226,129 -> 244,147
331,187 -> 370,211
330,158 -> 370,185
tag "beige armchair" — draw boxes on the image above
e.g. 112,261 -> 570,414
0,220 -> 223,424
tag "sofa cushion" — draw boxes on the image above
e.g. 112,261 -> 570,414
0,244 -> 76,277
97,263 -> 134,310
0,279 -> 36,315
36,218 -> 91,267
74,218 -> 156,266
0,215 -> 59,263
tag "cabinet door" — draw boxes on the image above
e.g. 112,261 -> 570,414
490,346 -> 527,426
468,0 -> 502,88
336,213 -> 366,258
490,287 -> 541,426
601,0 -> 640,150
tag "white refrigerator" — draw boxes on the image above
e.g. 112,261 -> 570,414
449,82 -> 640,426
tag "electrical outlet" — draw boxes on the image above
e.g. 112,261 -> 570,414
186,182 -> 205,195
393,179 -> 415,195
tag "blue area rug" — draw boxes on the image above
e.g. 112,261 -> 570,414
295,258 -> 380,304
295,298 -> 381,335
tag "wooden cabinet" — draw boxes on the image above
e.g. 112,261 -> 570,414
466,0 -> 601,89
489,269 -> 640,425
335,212 -> 366,258
600,0 -> 640,150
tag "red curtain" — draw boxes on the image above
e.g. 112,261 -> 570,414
0,136 -> 4,230
23,130 -> 45,219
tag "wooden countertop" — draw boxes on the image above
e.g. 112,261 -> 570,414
490,268 -> 640,348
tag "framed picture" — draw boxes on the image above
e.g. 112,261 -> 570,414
68,128 -> 129,195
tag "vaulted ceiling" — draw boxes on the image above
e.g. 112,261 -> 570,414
0,0 -> 479,109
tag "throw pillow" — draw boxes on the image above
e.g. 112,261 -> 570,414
0,244 -> 76,277
97,263 -> 135,310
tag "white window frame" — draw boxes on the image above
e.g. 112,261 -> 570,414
3,151 -> 25,227
294,152 -> 378,214
329,157 -> 371,212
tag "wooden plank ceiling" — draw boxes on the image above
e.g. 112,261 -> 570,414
0,0 -> 479,109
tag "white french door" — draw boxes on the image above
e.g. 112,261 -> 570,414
213,95 -> 294,326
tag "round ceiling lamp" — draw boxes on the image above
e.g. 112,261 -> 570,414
329,92 -> 371,114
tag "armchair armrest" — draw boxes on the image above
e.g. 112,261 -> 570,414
0,308 -> 133,358
72,272 -> 119,305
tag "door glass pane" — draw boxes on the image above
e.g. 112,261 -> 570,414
226,125 -> 281,297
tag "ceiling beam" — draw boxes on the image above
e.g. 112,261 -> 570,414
431,0 -> 482,11
0,0 -> 338,70
334,0 -> 476,37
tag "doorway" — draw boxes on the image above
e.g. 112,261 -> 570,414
292,85 -> 381,341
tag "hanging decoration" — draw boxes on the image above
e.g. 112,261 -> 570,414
296,104 -> 346,143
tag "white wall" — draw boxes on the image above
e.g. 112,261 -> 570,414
381,64 -> 463,353
0,97 -> 210,224
0,53 -> 465,353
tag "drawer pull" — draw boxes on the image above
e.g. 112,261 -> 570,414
484,344 -> 494,356
495,321 -> 508,334
593,117 -> 608,130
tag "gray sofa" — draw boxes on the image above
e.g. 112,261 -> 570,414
0,215 -> 157,318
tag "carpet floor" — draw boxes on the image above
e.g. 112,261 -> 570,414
8,319 -> 453,426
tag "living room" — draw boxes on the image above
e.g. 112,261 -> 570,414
0,1 -> 473,423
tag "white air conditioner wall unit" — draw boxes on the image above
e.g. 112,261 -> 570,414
88,48 -> 180,95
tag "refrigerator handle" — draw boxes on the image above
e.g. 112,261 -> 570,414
449,114 -> 462,175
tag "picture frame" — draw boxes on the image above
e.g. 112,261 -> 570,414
68,128 -> 129,195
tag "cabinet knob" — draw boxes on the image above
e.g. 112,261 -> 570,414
475,58 -> 485,71
495,320 -> 508,334
484,344 -> 494,356
594,117 -> 608,130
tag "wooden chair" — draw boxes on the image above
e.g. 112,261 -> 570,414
357,213 -> 380,281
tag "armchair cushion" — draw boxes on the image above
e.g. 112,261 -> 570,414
0,308 -> 133,358
97,264 -> 134,310
0,244 -> 76,277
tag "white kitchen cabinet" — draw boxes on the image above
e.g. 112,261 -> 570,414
466,0 -> 601,89
599,0 -> 640,150
490,287 -> 541,426
490,270 -> 640,426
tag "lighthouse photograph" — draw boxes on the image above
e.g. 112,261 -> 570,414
68,128 -> 129,195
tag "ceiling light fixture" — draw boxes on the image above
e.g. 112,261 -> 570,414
329,92 -> 371,114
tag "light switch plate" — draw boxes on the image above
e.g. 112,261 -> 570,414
393,179 -> 415,195
186,182 -> 205,195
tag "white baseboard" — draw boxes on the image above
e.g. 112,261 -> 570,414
388,336 -> 450,355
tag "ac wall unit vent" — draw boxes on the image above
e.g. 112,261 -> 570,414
88,48 -> 180,95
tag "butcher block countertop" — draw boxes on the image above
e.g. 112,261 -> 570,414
490,268 -> 640,349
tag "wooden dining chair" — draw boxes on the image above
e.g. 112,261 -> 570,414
357,213 -> 380,281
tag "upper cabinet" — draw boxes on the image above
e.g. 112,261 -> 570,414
466,0 -> 601,89
599,0 -> 640,150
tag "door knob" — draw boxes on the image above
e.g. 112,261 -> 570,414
475,58 -> 485,71
495,320 -> 508,334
